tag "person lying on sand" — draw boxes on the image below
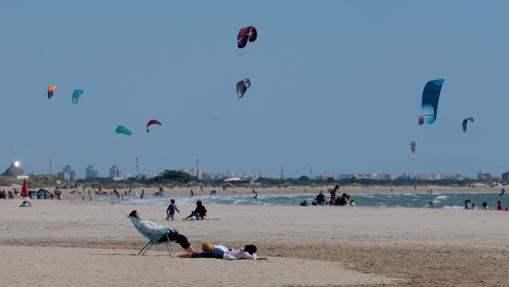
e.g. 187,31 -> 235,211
179,242 -> 266,260
129,210 -> 195,254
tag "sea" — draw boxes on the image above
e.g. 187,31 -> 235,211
101,191 -> 508,210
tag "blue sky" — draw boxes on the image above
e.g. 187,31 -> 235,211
0,0 -> 508,178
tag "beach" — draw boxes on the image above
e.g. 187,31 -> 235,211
1,198 -> 509,286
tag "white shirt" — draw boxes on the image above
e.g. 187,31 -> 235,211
138,220 -> 168,235
223,249 -> 257,260
214,245 -> 229,253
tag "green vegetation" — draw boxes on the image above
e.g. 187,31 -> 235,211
76,170 -> 200,188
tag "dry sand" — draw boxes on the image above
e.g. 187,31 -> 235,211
1,199 -> 509,286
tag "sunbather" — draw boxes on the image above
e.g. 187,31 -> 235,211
179,242 -> 265,260
128,210 -> 195,254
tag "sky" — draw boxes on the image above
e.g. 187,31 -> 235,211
0,0 -> 508,178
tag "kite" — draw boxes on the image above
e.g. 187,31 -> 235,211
48,86 -> 57,99
236,78 -> 251,99
237,26 -> 257,49
420,79 -> 444,124
72,89 -> 84,104
462,117 -> 474,132
115,125 -> 132,135
146,119 -> 162,133
410,141 -> 416,154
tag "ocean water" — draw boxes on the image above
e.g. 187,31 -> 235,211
101,191 -> 509,210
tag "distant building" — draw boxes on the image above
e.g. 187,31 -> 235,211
85,165 -> 99,179
58,165 -> 75,181
109,164 -> 121,178
477,172 -> 496,181
1,161 -> 26,178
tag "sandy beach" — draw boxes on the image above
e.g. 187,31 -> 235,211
1,199 -> 509,286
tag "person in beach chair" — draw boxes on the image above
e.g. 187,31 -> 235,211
185,200 -> 207,220
127,210 -> 195,256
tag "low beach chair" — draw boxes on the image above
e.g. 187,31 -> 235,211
127,216 -> 176,256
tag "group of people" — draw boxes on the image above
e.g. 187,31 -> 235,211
0,190 -> 15,199
129,209 -> 264,260
298,185 -> 356,207
166,199 -> 208,221
327,185 -> 356,206
464,199 -> 508,211
307,185 -> 356,206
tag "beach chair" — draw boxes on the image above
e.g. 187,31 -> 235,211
127,216 -> 176,256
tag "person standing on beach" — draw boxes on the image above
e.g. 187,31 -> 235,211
140,189 -> 144,199
330,185 -> 339,205
166,199 -> 180,220
497,201 -> 508,211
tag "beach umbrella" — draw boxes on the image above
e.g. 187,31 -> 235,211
20,179 -> 28,198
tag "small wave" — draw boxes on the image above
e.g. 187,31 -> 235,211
442,205 -> 464,209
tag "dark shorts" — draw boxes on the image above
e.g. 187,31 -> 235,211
191,248 -> 225,259
157,232 -> 191,249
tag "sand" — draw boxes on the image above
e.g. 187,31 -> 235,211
1,199 -> 509,286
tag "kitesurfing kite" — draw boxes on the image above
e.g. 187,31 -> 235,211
420,79 -> 444,125
115,125 -> 132,135
48,86 -> 57,99
237,26 -> 257,49
146,119 -> 162,133
236,78 -> 251,99
72,89 -> 84,104
462,117 -> 474,132
410,141 -> 416,154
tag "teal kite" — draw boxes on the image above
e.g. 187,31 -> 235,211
115,125 -> 133,135
420,79 -> 444,124
72,89 -> 84,104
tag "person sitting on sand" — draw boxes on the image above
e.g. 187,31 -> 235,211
185,200 -> 207,220
129,210 -> 195,254
316,191 -> 325,205
19,200 -> 31,207
337,193 -> 348,206
497,201 -> 508,211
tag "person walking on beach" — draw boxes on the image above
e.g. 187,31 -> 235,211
129,210 -> 195,254
329,185 -> 339,205
166,199 -> 180,221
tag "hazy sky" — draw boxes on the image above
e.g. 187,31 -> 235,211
0,0 -> 508,178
